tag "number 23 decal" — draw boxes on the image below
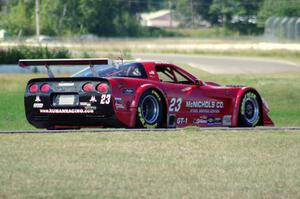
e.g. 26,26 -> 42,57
100,94 -> 111,104
169,98 -> 182,112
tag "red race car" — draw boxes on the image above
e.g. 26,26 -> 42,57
19,58 -> 274,129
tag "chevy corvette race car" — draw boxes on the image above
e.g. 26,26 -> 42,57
19,58 -> 274,129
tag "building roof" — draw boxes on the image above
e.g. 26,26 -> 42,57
141,10 -> 171,21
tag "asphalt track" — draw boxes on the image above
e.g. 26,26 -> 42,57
0,127 -> 299,134
132,53 -> 300,74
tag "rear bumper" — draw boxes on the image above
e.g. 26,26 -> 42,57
27,113 -> 126,129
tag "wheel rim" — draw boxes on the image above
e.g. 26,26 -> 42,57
244,97 -> 259,124
140,95 -> 159,124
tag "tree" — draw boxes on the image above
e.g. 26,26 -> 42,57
0,0 -> 33,36
38,0 -> 82,36
208,0 -> 262,34
176,0 -> 214,25
258,0 -> 300,26
79,0 -> 142,37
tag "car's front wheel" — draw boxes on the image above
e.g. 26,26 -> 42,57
136,90 -> 163,128
239,91 -> 261,127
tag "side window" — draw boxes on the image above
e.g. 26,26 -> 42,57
173,70 -> 194,85
125,63 -> 147,78
155,65 -> 193,84
155,66 -> 176,83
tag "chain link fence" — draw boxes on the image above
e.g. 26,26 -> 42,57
265,17 -> 300,41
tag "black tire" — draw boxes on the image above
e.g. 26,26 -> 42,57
136,90 -> 163,128
239,92 -> 261,127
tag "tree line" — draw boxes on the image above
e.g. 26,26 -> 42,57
0,0 -> 299,37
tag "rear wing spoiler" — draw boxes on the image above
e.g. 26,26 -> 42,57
19,58 -> 112,77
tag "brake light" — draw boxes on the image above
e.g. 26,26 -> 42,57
83,83 -> 94,92
41,84 -> 51,93
29,84 -> 38,93
96,83 -> 109,93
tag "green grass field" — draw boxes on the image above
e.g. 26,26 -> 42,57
1,130 -> 300,198
0,66 -> 299,130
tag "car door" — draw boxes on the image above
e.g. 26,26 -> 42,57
165,65 -> 230,127
155,65 -> 194,126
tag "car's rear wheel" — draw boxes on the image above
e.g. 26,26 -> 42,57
239,91 -> 260,127
136,90 -> 163,128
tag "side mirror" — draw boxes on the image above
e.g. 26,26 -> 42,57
195,79 -> 203,86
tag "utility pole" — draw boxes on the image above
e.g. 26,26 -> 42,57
190,0 -> 194,27
35,0 -> 40,41
169,0 -> 173,28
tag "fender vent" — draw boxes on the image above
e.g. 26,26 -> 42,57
167,115 -> 176,128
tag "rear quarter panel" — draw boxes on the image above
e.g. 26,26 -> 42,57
108,77 -> 167,127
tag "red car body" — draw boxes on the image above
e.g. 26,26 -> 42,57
19,58 -> 274,129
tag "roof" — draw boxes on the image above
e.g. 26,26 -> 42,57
140,10 -> 171,20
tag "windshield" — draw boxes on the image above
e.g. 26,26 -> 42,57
72,62 -> 147,78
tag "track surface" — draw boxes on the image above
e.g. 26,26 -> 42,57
0,127 -> 299,134
132,53 -> 300,74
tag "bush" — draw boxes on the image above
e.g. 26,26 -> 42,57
0,46 -> 71,64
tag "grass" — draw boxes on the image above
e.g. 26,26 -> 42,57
0,130 -> 300,198
0,74 -> 45,130
166,27 -> 259,39
156,49 -> 300,65
0,68 -> 300,130
2,39 -> 300,64
0,46 -> 70,64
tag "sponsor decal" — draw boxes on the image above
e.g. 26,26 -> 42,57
149,70 -> 155,75
207,117 -> 223,125
80,102 -> 90,106
114,97 -> 123,102
115,103 -> 125,109
137,107 -> 157,128
190,109 -> 220,113
207,117 -> 215,125
193,116 -> 207,125
152,90 -> 161,101
138,107 -> 146,126
169,98 -> 182,112
35,96 -> 41,102
123,89 -> 134,94
33,103 -> 43,108
89,96 -> 97,103
214,117 -> 222,125
177,117 -> 188,125
186,100 -> 224,109
79,102 -> 95,110
100,94 -> 111,104
114,97 -> 125,109
85,106 -> 97,110
40,109 -> 94,114
223,115 -> 232,126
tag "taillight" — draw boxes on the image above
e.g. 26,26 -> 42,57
41,84 -> 51,93
82,83 -> 94,92
29,84 -> 38,93
96,83 -> 109,93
